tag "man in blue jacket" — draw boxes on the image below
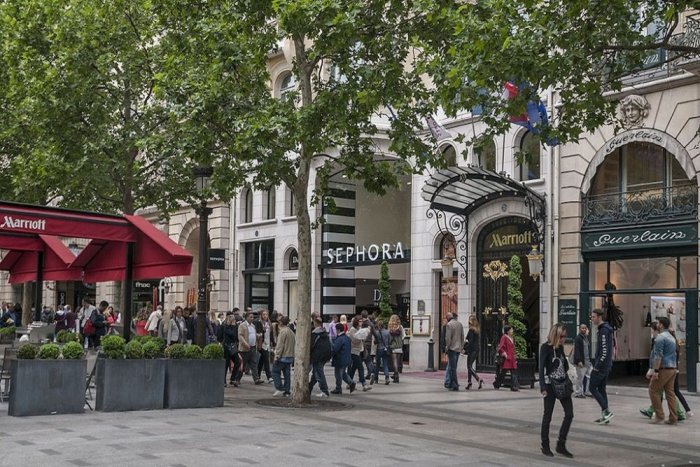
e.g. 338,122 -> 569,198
590,308 -> 614,424
330,323 -> 356,395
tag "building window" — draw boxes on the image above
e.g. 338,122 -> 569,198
279,73 -> 296,101
285,184 -> 296,217
263,187 -> 276,220
476,139 -> 496,171
286,248 -> 299,270
242,188 -> 253,223
436,233 -> 457,260
518,132 -> 541,181
440,144 -> 457,167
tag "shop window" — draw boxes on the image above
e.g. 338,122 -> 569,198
263,187 -> 276,220
440,144 -> 458,167
589,256 -> 697,291
242,188 -> 253,223
285,248 -> 299,270
517,132 -> 541,181
476,139 -> 496,171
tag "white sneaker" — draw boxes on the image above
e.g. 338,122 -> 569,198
687,411 -> 694,417
272,390 -> 284,397
315,392 -> 329,398
267,379 -> 274,384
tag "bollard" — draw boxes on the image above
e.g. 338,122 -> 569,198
425,339 -> 437,372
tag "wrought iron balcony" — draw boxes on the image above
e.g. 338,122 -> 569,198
670,12 -> 700,74
582,185 -> 698,229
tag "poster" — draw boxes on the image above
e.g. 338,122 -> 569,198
650,296 -> 685,343
411,315 -> 431,337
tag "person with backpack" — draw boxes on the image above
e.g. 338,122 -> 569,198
331,323 -> 355,394
590,308 -> 614,425
373,319 -> 391,385
309,315 -> 332,397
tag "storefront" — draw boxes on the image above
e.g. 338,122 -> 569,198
242,239 -> 275,312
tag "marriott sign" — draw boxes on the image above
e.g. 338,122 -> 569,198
1,216 -> 46,231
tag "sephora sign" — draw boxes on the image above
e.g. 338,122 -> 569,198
323,242 -> 409,267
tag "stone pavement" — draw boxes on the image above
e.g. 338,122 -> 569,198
0,368 -> 698,467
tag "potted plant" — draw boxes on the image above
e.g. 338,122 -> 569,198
95,335 -> 166,412
56,330 -> 79,344
8,342 -> 86,416
164,343 -> 224,409
507,254 -> 536,388
0,326 -> 16,344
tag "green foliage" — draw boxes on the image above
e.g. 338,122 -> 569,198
142,340 -> 162,359
507,255 -> 528,359
37,343 -> 60,359
203,343 -> 224,360
165,343 -> 186,359
378,261 -> 392,321
61,341 -> 85,359
17,344 -> 37,359
184,345 -> 203,360
0,326 -> 16,335
151,337 -> 166,353
124,340 -> 144,359
56,330 -> 79,343
101,335 -> 126,359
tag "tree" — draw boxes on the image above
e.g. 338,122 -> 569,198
420,1 -> 700,145
378,261 -> 392,321
507,255 -> 527,359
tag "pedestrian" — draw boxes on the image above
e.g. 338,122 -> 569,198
670,329 -> 692,417
539,323 -> 574,458
348,316 -> 372,392
339,314 -> 348,333
331,323 -> 356,394
440,317 -> 450,388
465,315 -> 483,390
493,325 -> 519,391
444,312 -> 463,392
373,319 -> 391,385
388,314 -> 405,383
572,323 -> 592,398
237,312 -> 264,385
327,314 -> 339,343
134,308 -> 149,336
272,316 -> 295,397
309,315 -> 332,397
647,316 -> 678,425
256,310 -> 273,383
65,305 -> 76,334
589,308 -> 614,424
221,313 -> 240,387
360,311 -> 376,383
167,307 -> 187,346
54,306 -> 68,333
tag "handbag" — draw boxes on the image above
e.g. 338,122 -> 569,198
494,353 -> 504,366
82,319 -> 95,336
550,351 -> 573,400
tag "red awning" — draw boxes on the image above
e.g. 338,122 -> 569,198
71,215 -> 192,282
0,235 -> 82,284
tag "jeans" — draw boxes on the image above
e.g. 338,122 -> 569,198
334,365 -> 354,391
589,368 -> 609,411
574,362 -> 592,396
237,349 -> 260,382
348,354 -> 366,384
272,359 -> 292,393
541,385 -> 574,444
446,350 -> 460,389
309,361 -> 329,395
364,352 -> 375,378
375,349 -> 390,382
649,368 -> 677,422
466,351 -> 480,383
258,348 -> 272,380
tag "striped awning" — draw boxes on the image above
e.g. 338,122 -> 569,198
421,166 -> 544,215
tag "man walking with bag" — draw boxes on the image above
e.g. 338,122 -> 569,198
444,313 -> 464,392
572,324 -> 592,398
648,316 -> 678,425
589,308 -> 614,424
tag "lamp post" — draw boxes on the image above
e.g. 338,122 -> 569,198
194,165 -> 213,347
526,245 -> 543,281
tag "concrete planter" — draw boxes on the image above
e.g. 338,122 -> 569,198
165,359 -> 224,409
8,359 -> 86,416
95,358 -> 166,412
516,358 -> 537,389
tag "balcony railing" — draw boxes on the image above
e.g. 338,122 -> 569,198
670,12 -> 700,71
582,185 -> 698,229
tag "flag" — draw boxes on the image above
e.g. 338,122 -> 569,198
505,81 -> 559,146
425,114 -> 452,141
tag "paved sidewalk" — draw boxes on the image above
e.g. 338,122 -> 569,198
0,368 -> 698,467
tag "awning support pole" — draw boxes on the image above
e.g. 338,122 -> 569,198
33,251 -> 43,322
123,242 -> 134,341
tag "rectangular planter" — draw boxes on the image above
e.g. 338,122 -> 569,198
95,358 -> 166,412
165,359 -> 224,409
8,359 -> 87,416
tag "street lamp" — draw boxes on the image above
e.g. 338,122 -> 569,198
194,164 -> 213,347
526,245 -> 543,281
441,256 -> 454,282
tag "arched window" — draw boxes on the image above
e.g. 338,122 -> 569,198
279,73 -> 296,101
435,233 -> 457,260
440,144 -> 457,167
476,139 -> 496,171
242,188 -> 253,223
263,187 -> 276,220
518,132 -> 541,181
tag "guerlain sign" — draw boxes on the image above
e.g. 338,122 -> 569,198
604,129 -> 665,154
582,224 -> 697,252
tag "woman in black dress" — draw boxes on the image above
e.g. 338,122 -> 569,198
465,315 -> 483,390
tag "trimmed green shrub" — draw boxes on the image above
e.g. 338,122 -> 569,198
37,343 -> 60,359
165,343 -> 186,359
101,335 -> 126,359
0,325 -> 16,335
184,345 -> 203,359
142,340 -> 161,359
17,344 -> 37,359
151,336 -> 166,352
124,340 -> 144,359
203,343 -> 224,360
62,341 -> 85,359
130,335 -> 151,345
56,330 -> 79,343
